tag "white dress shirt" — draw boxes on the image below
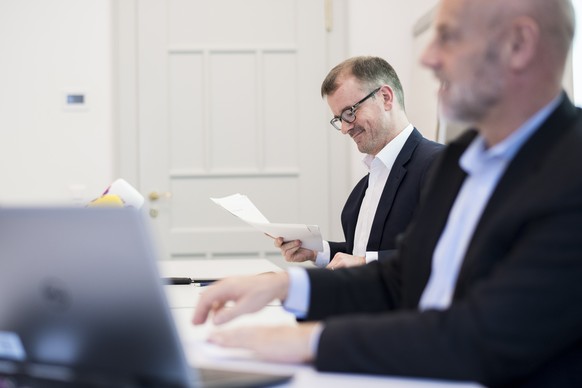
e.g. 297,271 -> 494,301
314,124 -> 414,267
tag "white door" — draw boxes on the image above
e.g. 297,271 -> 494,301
126,0 -> 334,260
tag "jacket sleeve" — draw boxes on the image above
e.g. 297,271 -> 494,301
310,107 -> 582,386
313,178 -> 582,387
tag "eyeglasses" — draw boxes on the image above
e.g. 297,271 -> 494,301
329,87 -> 381,131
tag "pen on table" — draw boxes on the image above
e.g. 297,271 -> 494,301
162,277 -> 217,286
193,281 -> 215,287
163,277 -> 191,285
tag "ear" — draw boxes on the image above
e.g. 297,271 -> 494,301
505,16 -> 540,71
379,85 -> 395,111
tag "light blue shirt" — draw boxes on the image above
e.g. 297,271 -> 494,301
419,94 -> 561,309
284,93 -> 561,318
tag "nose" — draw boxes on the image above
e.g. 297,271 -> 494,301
340,120 -> 354,135
420,37 -> 439,71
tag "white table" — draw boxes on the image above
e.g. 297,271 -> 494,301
158,259 -> 482,388
158,258 -> 283,280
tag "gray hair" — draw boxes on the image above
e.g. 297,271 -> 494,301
321,56 -> 406,111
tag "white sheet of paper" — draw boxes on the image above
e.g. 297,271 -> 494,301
210,194 -> 324,251
210,193 -> 270,224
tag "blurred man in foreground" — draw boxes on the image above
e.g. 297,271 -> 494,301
194,0 -> 582,386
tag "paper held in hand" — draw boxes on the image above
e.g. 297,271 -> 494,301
210,193 -> 324,251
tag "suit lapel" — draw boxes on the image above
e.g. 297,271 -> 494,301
454,94 -> 579,292
344,176 -> 368,253
403,131 -> 474,306
367,129 -> 421,250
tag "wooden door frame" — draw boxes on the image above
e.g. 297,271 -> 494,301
114,0 -> 140,187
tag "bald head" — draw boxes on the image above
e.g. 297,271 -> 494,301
528,0 -> 575,59
423,0 -> 576,143
504,0 -> 573,55
474,0 -> 575,73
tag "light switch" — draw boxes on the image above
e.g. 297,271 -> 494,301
63,91 -> 88,111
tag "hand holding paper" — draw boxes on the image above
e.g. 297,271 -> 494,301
210,194 -> 323,251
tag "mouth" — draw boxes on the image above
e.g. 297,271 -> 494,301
349,127 -> 365,140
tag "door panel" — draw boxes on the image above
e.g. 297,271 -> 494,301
137,0 -> 330,259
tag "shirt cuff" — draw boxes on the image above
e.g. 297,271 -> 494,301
282,267 -> 311,319
308,322 -> 324,360
365,251 -> 378,264
314,241 -> 331,268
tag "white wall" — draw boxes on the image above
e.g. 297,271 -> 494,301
0,0 -> 114,204
346,0 -> 439,183
0,0 -> 437,205
347,0 -> 437,91
18,0 -> 582,206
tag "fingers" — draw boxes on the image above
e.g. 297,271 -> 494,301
193,278 -> 247,325
278,240 -> 306,262
273,237 -> 285,248
327,253 -> 365,269
208,324 -> 319,363
274,240 -> 317,263
281,240 -> 301,253
274,238 -> 301,249
327,255 -> 342,270
212,295 -> 256,325
192,282 -> 228,325
328,253 -> 349,269
194,291 -> 255,326
210,300 -> 226,317
212,307 -> 237,325
208,326 -> 253,349
326,262 -> 339,270
192,273 -> 290,326
274,238 -> 300,258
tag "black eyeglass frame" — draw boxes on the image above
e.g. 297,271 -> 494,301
329,86 -> 382,131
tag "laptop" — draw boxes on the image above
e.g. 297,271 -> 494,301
0,207 -> 293,387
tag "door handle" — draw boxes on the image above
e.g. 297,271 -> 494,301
148,191 -> 172,219
148,191 -> 172,201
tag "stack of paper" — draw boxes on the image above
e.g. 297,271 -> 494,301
210,194 -> 323,251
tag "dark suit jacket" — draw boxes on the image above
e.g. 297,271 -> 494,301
306,95 -> 582,387
328,128 -> 443,262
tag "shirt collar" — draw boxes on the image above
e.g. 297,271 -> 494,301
460,94 -> 562,174
362,124 -> 414,171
